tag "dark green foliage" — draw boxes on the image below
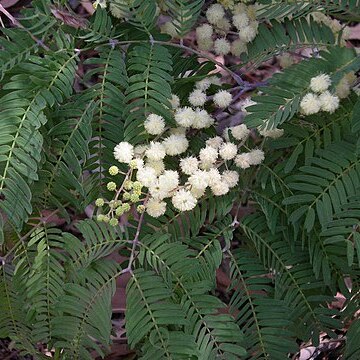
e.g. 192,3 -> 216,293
0,1 -> 359,359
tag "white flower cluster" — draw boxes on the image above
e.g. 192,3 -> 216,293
196,3 -> 259,57
188,77 -> 233,109
108,88 -> 265,219
300,73 -> 340,115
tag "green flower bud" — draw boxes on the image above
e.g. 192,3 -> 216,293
129,159 -> 140,169
115,207 -> 124,216
109,218 -> 118,227
136,205 -> 145,213
132,189 -> 142,196
107,182 -> 117,191
130,194 -> 140,203
109,165 -> 119,176
133,181 -> 142,191
122,203 -> 131,212
95,198 -> 105,207
102,215 -> 110,223
124,180 -> 133,190
97,214 -> 105,222
123,192 -> 131,201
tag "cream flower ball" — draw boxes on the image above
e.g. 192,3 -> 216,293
114,142 -> 134,164
196,23 -> 213,40
146,199 -> 167,218
319,91 -> 340,113
213,90 -> 232,108
172,189 -> 197,212
180,157 -> 199,175
219,142 -> 238,160
192,109 -> 214,129
144,114 -> 165,135
214,38 -> 231,55
206,3 -> 225,25
235,153 -> 251,169
175,107 -> 196,128
222,170 -> 239,188
188,170 -> 208,190
145,141 -> 166,161
300,93 -> 321,115
199,146 -> 218,166
136,166 -> 157,188
247,149 -> 265,165
231,124 -> 250,141
259,128 -> 284,139
211,182 -> 230,196
206,168 -> 222,187
188,89 -> 207,107
233,13 -> 250,30
310,74 -> 331,93
158,170 -> 179,193
162,134 -> 189,156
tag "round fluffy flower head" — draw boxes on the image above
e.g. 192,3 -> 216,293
95,198 -> 104,207
188,170 -> 208,190
136,166 -> 157,188
158,170 -> 179,192
144,114 -> 165,135
222,170 -> 239,188
239,23 -> 258,43
206,3 -> 225,25
219,142 -> 238,160
217,17 -> 231,32
160,21 -> 178,38
300,93 -> 321,115
188,89 -> 207,107
172,189 -> 197,212
247,149 -> 265,165
319,91 -> 340,113
191,186 -> 206,199
114,142 -> 134,164
259,128 -> 284,139
149,181 -> 169,200
199,146 -> 218,167
109,218 -> 118,227
211,182 -> 229,196
235,153 -> 251,169
170,94 -> 180,109
192,109 -> 214,129
109,165 -> 119,176
206,168 -> 222,187
198,38 -> 213,51
231,124 -> 250,141
145,142 -> 166,161
163,134 -> 189,156
146,159 -> 165,176
175,107 -> 196,128
214,38 -> 231,55
107,182 -> 117,191
233,13 -> 249,30
206,136 -> 223,149
310,74 -> 331,93
196,24 -> 213,40
231,39 -> 247,57
146,199 -> 167,218
213,90 -> 232,108
180,156 -> 199,175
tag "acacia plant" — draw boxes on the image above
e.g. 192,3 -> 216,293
0,0 -> 359,359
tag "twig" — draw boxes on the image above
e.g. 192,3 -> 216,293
0,4 -> 50,51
